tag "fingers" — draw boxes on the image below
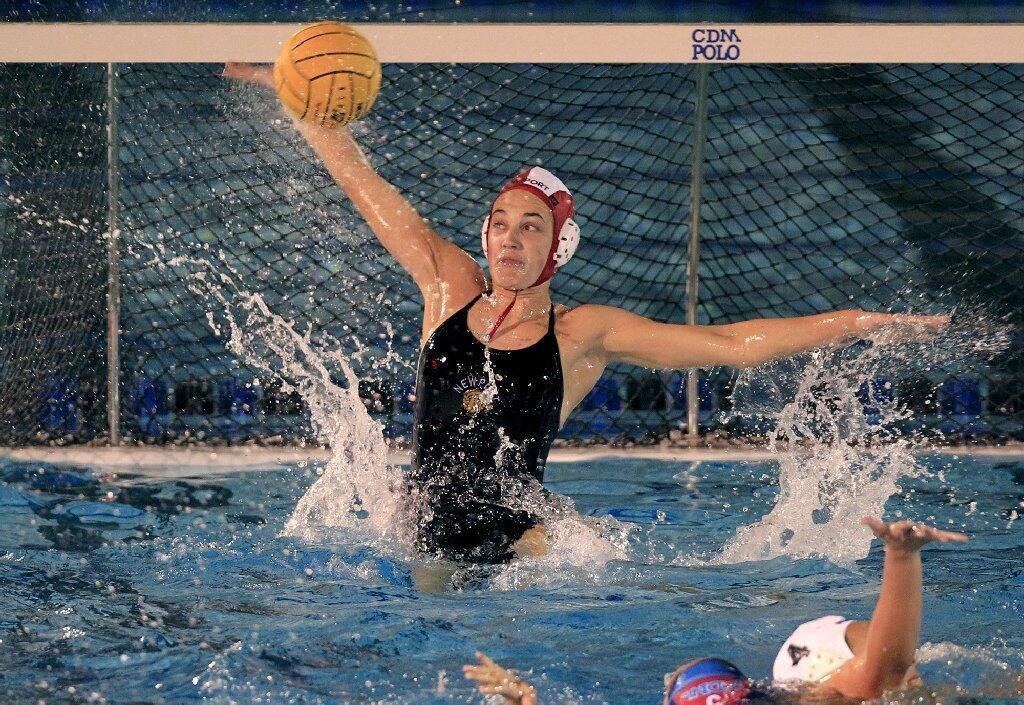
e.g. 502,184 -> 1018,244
861,516 -> 968,545
859,516 -> 887,538
462,663 -> 496,679
905,522 -> 967,544
463,652 -> 508,686
221,61 -> 252,80
927,527 -> 969,543
462,665 -> 498,685
221,62 -> 275,88
914,313 -> 950,329
894,313 -> 950,329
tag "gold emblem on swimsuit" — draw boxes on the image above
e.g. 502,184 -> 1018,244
462,388 -> 487,414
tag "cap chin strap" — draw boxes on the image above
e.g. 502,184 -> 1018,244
479,168 -> 579,341
478,212 -> 579,341
483,290 -> 518,343
482,231 -> 562,343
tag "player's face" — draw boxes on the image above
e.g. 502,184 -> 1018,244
486,189 -> 554,290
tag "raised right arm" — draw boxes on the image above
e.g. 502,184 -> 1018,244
221,63 -> 484,304
290,119 -> 483,292
825,517 -> 967,699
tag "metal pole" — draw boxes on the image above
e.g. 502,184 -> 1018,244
106,62 -> 121,446
685,64 -> 710,446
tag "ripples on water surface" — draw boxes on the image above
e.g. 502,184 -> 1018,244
0,454 -> 1021,704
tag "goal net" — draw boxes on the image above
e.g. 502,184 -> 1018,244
2,26 -> 1022,446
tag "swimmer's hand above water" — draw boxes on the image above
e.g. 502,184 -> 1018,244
463,652 -> 538,705
221,62 -> 479,317
860,516 -> 967,555
852,312 -> 951,345
822,517 -> 967,700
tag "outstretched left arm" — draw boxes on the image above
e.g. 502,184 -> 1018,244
597,307 -> 948,370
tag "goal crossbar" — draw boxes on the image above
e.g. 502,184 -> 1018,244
1,23 -> 1024,63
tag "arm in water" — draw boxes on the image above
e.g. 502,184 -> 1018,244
463,652 -> 538,705
221,63 -> 484,331
592,306 -> 949,370
823,517 -> 968,699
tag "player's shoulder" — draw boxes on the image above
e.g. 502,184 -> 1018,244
558,303 -> 632,320
555,303 -> 632,334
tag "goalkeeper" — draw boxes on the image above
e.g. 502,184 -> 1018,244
223,63 -> 947,565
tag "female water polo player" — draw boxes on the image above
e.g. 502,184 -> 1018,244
462,516 -> 968,704
223,63 -> 948,565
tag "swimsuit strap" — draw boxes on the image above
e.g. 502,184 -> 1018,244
462,293 -> 484,315
547,302 -> 556,335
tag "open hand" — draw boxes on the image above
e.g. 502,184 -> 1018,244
890,312 -> 949,330
462,652 -> 537,705
860,516 -> 967,555
859,312 -> 950,345
222,62 -> 275,90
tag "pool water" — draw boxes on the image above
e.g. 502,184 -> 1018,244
0,453 -> 1021,704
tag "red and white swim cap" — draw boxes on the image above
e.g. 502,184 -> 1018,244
481,166 -> 580,287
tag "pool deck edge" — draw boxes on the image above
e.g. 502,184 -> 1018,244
1,443 -> 1022,474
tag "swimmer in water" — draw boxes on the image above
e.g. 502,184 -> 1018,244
224,63 -> 948,565
462,516 -> 968,703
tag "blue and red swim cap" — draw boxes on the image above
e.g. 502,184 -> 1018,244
669,658 -> 751,705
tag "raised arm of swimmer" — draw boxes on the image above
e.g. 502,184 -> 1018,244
822,517 -> 967,699
221,63 -> 483,323
593,307 -> 949,370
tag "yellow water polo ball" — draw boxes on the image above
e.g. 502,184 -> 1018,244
273,21 -> 382,127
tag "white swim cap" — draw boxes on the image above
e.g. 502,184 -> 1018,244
773,616 -> 855,684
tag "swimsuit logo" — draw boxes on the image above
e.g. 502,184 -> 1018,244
462,388 -> 487,414
454,373 -> 492,414
788,644 -> 810,665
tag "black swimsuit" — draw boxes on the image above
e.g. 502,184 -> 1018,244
409,294 -> 563,564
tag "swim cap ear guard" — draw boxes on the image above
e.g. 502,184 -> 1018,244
481,166 -> 580,287
668,658 -> 751,705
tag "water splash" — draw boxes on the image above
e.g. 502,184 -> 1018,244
491,514 -> 629,590
917,641 -> 1023,673
172,257 -> 415,557
716,317 -> 1010,564
905,642 -> 1024,702
490,469 -> 631,590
